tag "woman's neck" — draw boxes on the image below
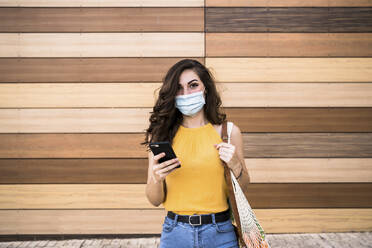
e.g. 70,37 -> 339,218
181,112 -> 209,128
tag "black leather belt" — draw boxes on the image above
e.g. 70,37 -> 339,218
167,209 -> 230,226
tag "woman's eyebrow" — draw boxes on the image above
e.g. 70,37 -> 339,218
187,79 -> 198,84
179,79 -> 198,86
178,79 -> 198,86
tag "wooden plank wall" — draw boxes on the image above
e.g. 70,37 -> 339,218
0,0 -> 372,236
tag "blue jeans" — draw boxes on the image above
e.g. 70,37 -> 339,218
159,213 -> 239,248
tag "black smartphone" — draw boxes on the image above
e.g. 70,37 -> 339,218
149,141 -> 181,168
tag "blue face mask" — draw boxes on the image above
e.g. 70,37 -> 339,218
175,90 -> 206,116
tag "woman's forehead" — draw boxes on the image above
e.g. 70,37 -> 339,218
179,70 -> 201,85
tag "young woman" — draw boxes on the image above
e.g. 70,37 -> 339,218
142,59 -> 250,248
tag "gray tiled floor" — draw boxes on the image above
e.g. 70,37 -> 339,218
0,232 -> 371,248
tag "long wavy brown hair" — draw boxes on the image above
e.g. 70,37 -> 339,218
141,59 -> 226,152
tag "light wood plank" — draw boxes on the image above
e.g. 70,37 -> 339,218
0,0 -> 204,7
206,58 -> 372,83
0,209 -> 166,234
0,108 -> 150,133
0,34 -> 18,57
0,184 -> 153,209
0,83 -> 159,108
206,33 -> 372,57
0,208 -> 371,234
1,183 -> 371,209
220,83 -> 372,107
243,133 -> 372,158
329,0 -> 372,6
247,158 -> 372,183
206,0 -> 372,7
1,108 -> 372,133
0,33 -> 204,57
1,82 -> 372,108
262,208 -> 372,233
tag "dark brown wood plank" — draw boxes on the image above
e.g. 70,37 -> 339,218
206,0 -> 372,7
206,7 -> 269,32
268,7 -> 329,32
0,158 -> 148,184
0,133 -> 371,158
0,58 -> 205,83
206,7 -> 372,32
0,7 -> 204,32
329,7 -> 372,32
226,108 -> 372,132
246,183 -> 372,208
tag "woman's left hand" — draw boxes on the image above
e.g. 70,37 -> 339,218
214,142 -> 240,169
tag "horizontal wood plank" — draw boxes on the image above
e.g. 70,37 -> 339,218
242,133 -> 372,158
329,7 -> 372,32
1,107 -> 372,133
247,158 -> 372,183
207,58 -> 372,83
206,7 -> 372,33
1,83 -> 372,108
0,58 -> 205,83
0,108 -> 151,133
1,158 -> 371,184
0,208 -> 371,234
1,133 -> 371,158
0,133 -> 147,158
226,108 -> 372,132
206,33 -> 372,57
0,158 -> 149,184
1,0 -> 371,7
220,83 -> 372,106
0,33 -> 204,57
0,0 -> 204,7
0,7 -> 204,32
206,0 -> 372,7
0,183 -> 371,208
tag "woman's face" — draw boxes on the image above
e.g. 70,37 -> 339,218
176,69 -> 205,96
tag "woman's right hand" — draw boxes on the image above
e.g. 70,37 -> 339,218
151,152 -> 181,183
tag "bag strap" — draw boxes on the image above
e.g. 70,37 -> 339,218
221,121 -> 228,143
227,122 -> 233,144
221,120 -> 245,246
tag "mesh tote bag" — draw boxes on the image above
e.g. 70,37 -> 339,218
221,120 -> 271,248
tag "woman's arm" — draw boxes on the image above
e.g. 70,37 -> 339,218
145,150 -> 166,207
229,124 -> 251,189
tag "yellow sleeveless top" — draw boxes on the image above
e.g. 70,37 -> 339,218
162,122 -> 229,215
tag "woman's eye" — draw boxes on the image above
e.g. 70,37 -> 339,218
191,83 -> 198,88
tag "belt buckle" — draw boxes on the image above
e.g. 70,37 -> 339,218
189,214 -> 202,226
